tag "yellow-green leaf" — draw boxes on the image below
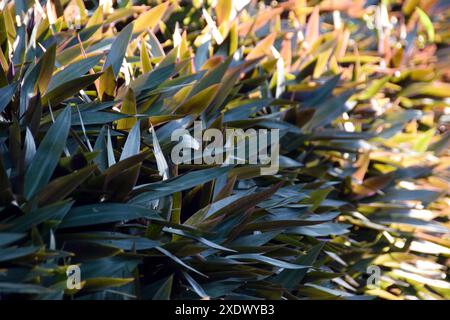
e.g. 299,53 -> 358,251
133,2 -> 169,34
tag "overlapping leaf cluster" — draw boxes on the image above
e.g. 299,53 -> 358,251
0,0 -> 449,300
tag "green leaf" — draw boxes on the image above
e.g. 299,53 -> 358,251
155,247 -> 207,277
140,41 -> 152,73
307,187 -> 333,212
133,2 -> 169,34
183,272 -> 209,299
152,275 -> 173,300
120,121 -> 141,161
36,165 -> 97,206
303,75 -> 340,108
304,90 -> 355,130
416,8 -> 435,42
272,243 -> 324,290
93,237 -> 160,251
0,232 -> 26,247
72,111 -> 129,126
150,125 -> 169,180
0,246 -> 39,262
42,73 -> 102,106
163,228 -> 235,252
225,253 -> 310,269
23,127 -> 36,169
9,200 -> 74,232
0,283 -> 54,294
223,99 -> 274,122
104,22 -> 134,77
147,29 -> 165,58
60,203 -> 161,228
413,129 -> 435,153
215,0 -> 233,25
0,83 -> 18,113
47,55 -> 102,92
37,43 -> 56,94
357,77 -> 390,100
428,132 -> 450,156
288,222 -> 351,237
83,277 -> 134,291
24,107 -> 72,199
175,84 -> 219,115
129,62 -> 177,96
207,183 -> 282,220
190,57 -> 231,97
130,166 -> 233,205
94,126 -> 109,171
400,82 -> 450,98
117,88 -> 137,131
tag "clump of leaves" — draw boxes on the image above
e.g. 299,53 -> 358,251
0,0 -> 449,300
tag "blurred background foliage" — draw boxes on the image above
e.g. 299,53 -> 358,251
0,0 -> 449,300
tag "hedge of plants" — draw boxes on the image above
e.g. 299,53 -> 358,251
0,0 -> 449,300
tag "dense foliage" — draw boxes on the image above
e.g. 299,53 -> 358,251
0,0 -> 449,300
